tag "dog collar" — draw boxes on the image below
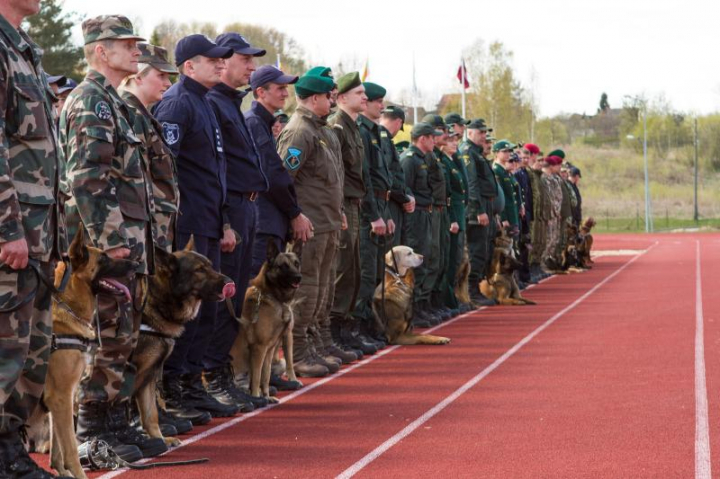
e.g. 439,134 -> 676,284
139,323 -> 174,340
51,333 -> 93,353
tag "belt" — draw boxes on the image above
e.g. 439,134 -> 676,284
347,198 -> 361,206
420,205 -> 433,212
374,189 -> 391,201
433,205 -> 446,211
243,192 -> 259,202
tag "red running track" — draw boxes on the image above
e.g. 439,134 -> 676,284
32,233 -> 719,478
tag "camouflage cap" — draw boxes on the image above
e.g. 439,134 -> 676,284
138,43 -> 178,74
82,15 -> 145,45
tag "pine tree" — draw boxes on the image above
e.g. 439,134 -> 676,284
599,92 -> 610,113
24,0 -> 84,81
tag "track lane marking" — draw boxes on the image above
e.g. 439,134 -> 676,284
695,240 -> 711,479
336,244 -> 656,479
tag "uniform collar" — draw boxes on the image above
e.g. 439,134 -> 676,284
86,69 -> 123,104
297,105 -> 327,127
180,74 -> 210,96
357,114 -> 377,131
251,101 -> 275,128
120,90 -> 152,118
335,108 -> 359,130
213,81 -> 250,102
0,14 -> 34,54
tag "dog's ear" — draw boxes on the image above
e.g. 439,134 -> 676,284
266,239 -> 280,263
69,225 -> 89,268
184,235 -> 195,252
284,241 -> 295,254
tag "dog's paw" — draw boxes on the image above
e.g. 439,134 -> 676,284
439,337 -> 451,345
164,437 -> 182,447
267,396 -> 280,404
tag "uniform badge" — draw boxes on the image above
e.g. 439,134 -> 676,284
380,131 -> 388,138
284,147 -> 302,170
95,101 -> 112,120
162,123 -> 180,145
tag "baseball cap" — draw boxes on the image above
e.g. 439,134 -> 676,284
175,34 -> 233,66
215,33 -> 266,57
250,65 -> 298,91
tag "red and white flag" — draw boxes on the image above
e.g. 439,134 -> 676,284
457,60 -> 470,89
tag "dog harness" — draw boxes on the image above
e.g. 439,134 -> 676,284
51,333 -> 93,352
139,323 -> 175,340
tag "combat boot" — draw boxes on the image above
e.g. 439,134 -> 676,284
412,303 -> 432,328
339,320 -> 378,355
204,365 -> 256,413
309,343 -> 340,373
130,403 -> 178,437
108,402 -> 168,458
161,375 -> 211,426
331,319 -> 364,360
293,332 -> 330,378
76,401 -> 143,464
270,373 -> 304,391
157,403 -> 193,434
181,373 -> 239,418
0,429 -> 73,479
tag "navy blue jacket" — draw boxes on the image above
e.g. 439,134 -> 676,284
153,75 -> 227,239
245,101 -> 301,239
207,84 -> 268,195
515,167 -> 532,223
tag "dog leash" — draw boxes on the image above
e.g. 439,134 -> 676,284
0,258 -> 71,313
79,439 -> 209,471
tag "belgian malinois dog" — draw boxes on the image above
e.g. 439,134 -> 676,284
578,217 -> 596,268
373,246 -> 451,345
455,245 -> 471,305
230,241 -> 302,403
40,227 -> 138,479
131,237 -> 235,447
481,232 -> 537,306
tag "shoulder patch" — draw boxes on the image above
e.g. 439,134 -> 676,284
380,131 -> 388,138
284,147 -> 302,170
162,122 -> 180,145
94,101 -> 112,120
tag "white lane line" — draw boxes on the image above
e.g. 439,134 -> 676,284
97,301 -> 486,478
336,244 -> 656,479
695,240 -> 711,479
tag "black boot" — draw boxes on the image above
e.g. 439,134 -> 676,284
76,402 -> 143,464
339,320 -> 377,355
108,402 -> 168,458
130,405 -> 178,437
183,373 -> 239,418
161,375 -> 212,426
269,373 -> 303,391
157,404 -> 193,435
0,429 -> 73,478
331,319 -> 364,359
205,365 -> 258,412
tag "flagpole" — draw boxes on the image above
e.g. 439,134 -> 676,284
276,53 -> 281,69
460,56 -> 466,119
412,53 -> 418,124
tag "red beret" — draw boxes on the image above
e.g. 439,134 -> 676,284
545,155 -> 563,166
524,143 -> 540,155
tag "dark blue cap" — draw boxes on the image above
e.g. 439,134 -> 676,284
250,65 -> 298,91
47,74 -> 67,86
57,78 -> 77,95
215,33 -> 266,57
175,34 -> 233,66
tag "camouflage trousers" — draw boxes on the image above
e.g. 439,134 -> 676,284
79,274 -> 143,405
543,216 -> 562,266
555,216 -> 572,259
154,211 -> 176,253
0,262 -> 53,433
292,230 -> 339,361
530,217 -> 548,265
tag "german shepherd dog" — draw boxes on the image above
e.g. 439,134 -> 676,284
577,217 -> 596,268
37,227 -> 138,479
481,231 -> 537,306
230,241 -> 302,403
373,246 -> 451,345
131,237 -> 235,447
455,245 -> 471,305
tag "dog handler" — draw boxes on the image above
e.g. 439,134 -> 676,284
0,1 -> 68,475
61,15 -> 166,461
277,68 -> 343,378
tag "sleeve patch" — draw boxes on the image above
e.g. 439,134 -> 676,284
284,147 -> 302,170
94,101 -> 112,120
162,122 -> 180,145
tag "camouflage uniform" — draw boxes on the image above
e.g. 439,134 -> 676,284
61,60 -> 153,404
556,178 -> 575,260
0,14 -> 65,434
121,44 -> 179,253
541,172 -> 563,267
529,167 -> 548,266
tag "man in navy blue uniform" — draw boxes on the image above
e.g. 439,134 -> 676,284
245,65 -> 311,276
153,34 -> 239,421
205,33 -> 268,409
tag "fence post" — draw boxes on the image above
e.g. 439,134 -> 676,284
665,207 -> 669,228
636,205 -> 640,230
606,209 -> 610,231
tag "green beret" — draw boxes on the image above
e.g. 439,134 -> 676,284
421,114 -> 446,129
411,122 -> 443,139
295,70 -> 335,97
395,140 -> 410,154
492,139 -> 517,152
82,15 -> 145,45
307,66 -> 334,80
363,82 -> 386,101
548,149 -> 566,159
337,72 -> 361,94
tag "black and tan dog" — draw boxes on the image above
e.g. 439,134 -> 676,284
37,227 -> 138,479
577,217 -> 596,268
230,241 -> 302,404
131,237 -> 235,447
373,246 -> 450,345
481,232 -> 536,306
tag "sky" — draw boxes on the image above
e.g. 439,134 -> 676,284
63,0 -> 720,118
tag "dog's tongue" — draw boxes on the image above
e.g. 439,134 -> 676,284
222,282 -> 236,299
105,279 -> 131,302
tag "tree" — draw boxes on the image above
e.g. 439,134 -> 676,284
151,20 -> 220,63
599,92 -> 610,113
221,23 -> 307,77
24,0 -> 84,81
